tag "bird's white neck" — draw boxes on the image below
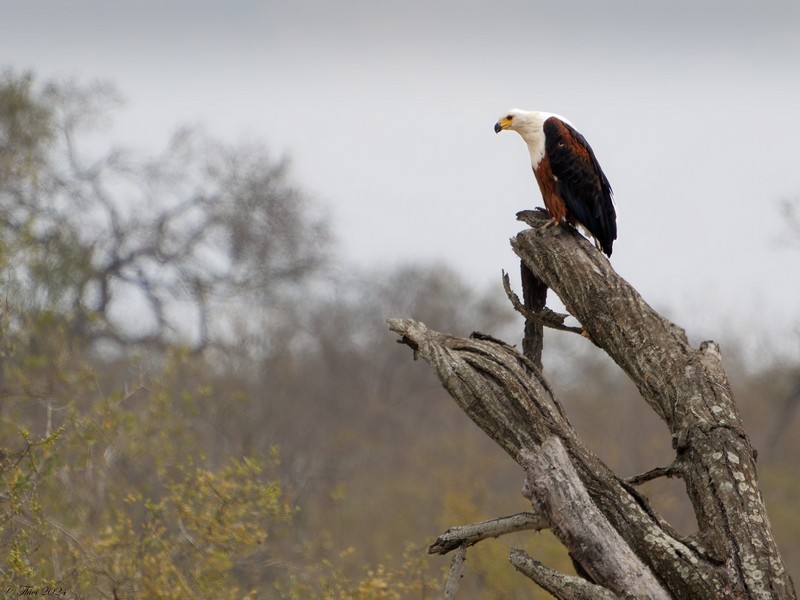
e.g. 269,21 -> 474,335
513,111 -> 556,167
518,126 -> 546,167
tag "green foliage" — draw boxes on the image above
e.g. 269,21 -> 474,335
0,332 -> 448,597
0,327 -> 293,595
277,545 -> 441,600
0,428 -> 61,582
72,455 -> 292,599
0,69 -> 54,184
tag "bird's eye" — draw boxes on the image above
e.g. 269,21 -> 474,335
506,114 -> 513,120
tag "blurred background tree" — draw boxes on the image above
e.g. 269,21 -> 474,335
0,70 -> 329,356
0,69 -> 798,597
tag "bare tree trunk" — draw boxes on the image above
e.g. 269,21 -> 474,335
388,210 -> 796,599
520,261 -> 547,369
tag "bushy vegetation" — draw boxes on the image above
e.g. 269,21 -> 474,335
1,70 -> 798,597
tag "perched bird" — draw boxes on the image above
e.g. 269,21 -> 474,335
495,109 -> 617,256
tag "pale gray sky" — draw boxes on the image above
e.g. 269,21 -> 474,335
2,0 -> 800,359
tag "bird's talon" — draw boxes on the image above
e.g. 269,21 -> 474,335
539,218 -> 559,232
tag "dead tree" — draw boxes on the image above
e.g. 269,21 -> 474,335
388,210 -> 796,599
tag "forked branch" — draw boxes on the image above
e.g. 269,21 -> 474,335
388,318 -> 724,597
501,270 -> 583,335
387,210 -> 796,599
521,438 -> 669,599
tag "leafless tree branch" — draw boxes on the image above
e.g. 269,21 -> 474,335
429,512 -> 548,555
625,464 -> 682,487
522,438 -> 670,599
509,549 -> 620,600
387,208 -> 796,598
502,269 -> 584,335
444,544 -> 467,600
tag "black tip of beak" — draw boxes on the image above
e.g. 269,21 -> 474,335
494,122 -> 502,134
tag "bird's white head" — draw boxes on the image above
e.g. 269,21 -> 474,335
494,108 -> 543,139
494,108 -> 552,164
495,108 -> 575,163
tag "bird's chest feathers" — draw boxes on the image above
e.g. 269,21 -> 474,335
525,137 -> 546,169
532,155 -> 569,223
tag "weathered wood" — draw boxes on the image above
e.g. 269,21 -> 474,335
625,464 -> 681,487
520,261 -> 547,368
429,512 -> 547,555
388,318 -> 724,598
512,210 -> 794,598
502,269 -> 582,338
444,544 -> 467,600
522,438 -> 670,599
387,211 -> 796,599
510,549 -> 621,600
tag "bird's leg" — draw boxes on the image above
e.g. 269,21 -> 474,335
539,217 -> 560,232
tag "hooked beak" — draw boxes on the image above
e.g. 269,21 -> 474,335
494,117 -> 511,134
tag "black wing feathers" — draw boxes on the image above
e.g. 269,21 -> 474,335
543,117 -> 617,256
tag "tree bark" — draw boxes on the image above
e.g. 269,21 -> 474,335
387,210 -> 796,599
520,261 -> 547,369
521,438 -> 669,599
510,549 -> 622,600
429,512 -> 547,555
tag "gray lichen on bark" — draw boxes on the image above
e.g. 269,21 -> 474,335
388,210 -> 796,599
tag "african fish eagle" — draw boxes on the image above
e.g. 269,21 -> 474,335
495,109 -> 617,256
